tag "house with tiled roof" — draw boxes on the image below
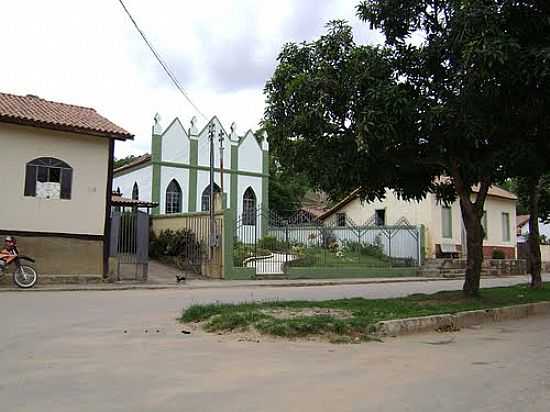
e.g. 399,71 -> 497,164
319,181 -> 518,259
0,91 -> 132,276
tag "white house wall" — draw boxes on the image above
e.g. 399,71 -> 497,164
0,123 -> 109,236
160,166 -> 189,214
113,165 -> 153,202
237,132 -> 262,173
161,119 -> 190,163
341,191 -> 431,226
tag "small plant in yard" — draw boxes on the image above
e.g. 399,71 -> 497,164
492,249 -> 506,259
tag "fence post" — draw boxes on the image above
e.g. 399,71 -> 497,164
223,208 -> 235,279
388,228 -> 393,267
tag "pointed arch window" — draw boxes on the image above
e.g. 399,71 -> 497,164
166,180 -> 182,214
242,187 -> 257,225
132,182 -> 139,200
201,183 -> 221,212
24,157 -> 73,199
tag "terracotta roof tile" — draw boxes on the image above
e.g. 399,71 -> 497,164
113,153 -> 152,174
0,92 -> 133,140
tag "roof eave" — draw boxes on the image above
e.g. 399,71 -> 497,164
0,115 -> 134,141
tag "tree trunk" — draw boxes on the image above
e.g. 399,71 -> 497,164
460,197 -> 484,296
451,168 -> 491,297
527,176 -> 543,288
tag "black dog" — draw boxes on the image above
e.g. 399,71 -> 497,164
176,275 -> 186,284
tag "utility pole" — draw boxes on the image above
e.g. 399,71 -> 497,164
218,129 -> 225,197
208,122 -> 216,260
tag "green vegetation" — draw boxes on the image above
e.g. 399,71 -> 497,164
233,241 -> 272,267
289,246 -> 390,268
181,283 -> 550,341
491,249 -> 506,260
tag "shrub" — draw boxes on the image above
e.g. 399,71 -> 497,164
258,236 -> 281,251
341,240 -> 386,260
149,229 -> 201,261
492,249 -> 506,259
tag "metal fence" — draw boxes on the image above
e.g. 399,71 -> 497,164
110,210 -> 149,280
234,208 -> 421,275
150,212 -> 223,277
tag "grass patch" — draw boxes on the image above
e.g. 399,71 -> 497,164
181,283 -> 550,341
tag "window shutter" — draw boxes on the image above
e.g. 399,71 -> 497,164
24,165 -> 37,196
60,169 -> 73,199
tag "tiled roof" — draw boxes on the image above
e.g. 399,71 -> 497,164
113,153 -> 152,174
112,193 -> 157,208
0,92 -> 133,140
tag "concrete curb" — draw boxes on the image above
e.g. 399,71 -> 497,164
0,276 -> 506,293
375,301 -> 550,337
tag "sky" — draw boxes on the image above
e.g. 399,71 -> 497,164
0,0 -> 384,158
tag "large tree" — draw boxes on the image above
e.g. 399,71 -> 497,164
266,2 -> 550,296
491,0 -> 550,288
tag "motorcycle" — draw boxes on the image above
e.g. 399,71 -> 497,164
0,236 -> 38,288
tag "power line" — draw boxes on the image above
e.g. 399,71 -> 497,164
116,0 -> 208,121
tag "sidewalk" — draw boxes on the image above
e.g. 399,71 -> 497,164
0,273 -> 543,292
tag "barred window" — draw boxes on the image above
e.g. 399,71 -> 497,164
242,187 -> 257,225
201,183 -> 221,212
24,157 -> 72,200
165,180 -> 182,214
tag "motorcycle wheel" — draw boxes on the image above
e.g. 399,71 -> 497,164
13,265 -> 38,288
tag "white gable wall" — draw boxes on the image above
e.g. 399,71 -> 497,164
162,119 -> 190,163
197,118 -> 231,169
237,132 -> 262,173
113,165 -> 153,202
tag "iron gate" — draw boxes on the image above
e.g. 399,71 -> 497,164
110,210 -> 149,281
234,208 -> 421,276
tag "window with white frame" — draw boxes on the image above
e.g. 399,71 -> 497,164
242,187 -> 257,225
336,212 -> 347,227
165,180 -> 182,214
441,206 -> 453,238
502,212 -> 511,242
24,157 -> 73,200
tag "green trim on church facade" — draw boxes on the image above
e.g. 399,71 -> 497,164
230,144 -> 239,218
151,133 -> 162,215
188,138 -> 198,212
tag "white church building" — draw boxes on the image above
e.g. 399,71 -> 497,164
113,115 -> 269,220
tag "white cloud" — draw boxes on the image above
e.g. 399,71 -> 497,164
0,0 -> 382,158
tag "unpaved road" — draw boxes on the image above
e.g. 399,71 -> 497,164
1,278 -> 549,411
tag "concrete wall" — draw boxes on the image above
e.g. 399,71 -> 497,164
0,123 -> 109,236
1,233 -> 104,275
541,244 -> 550,262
